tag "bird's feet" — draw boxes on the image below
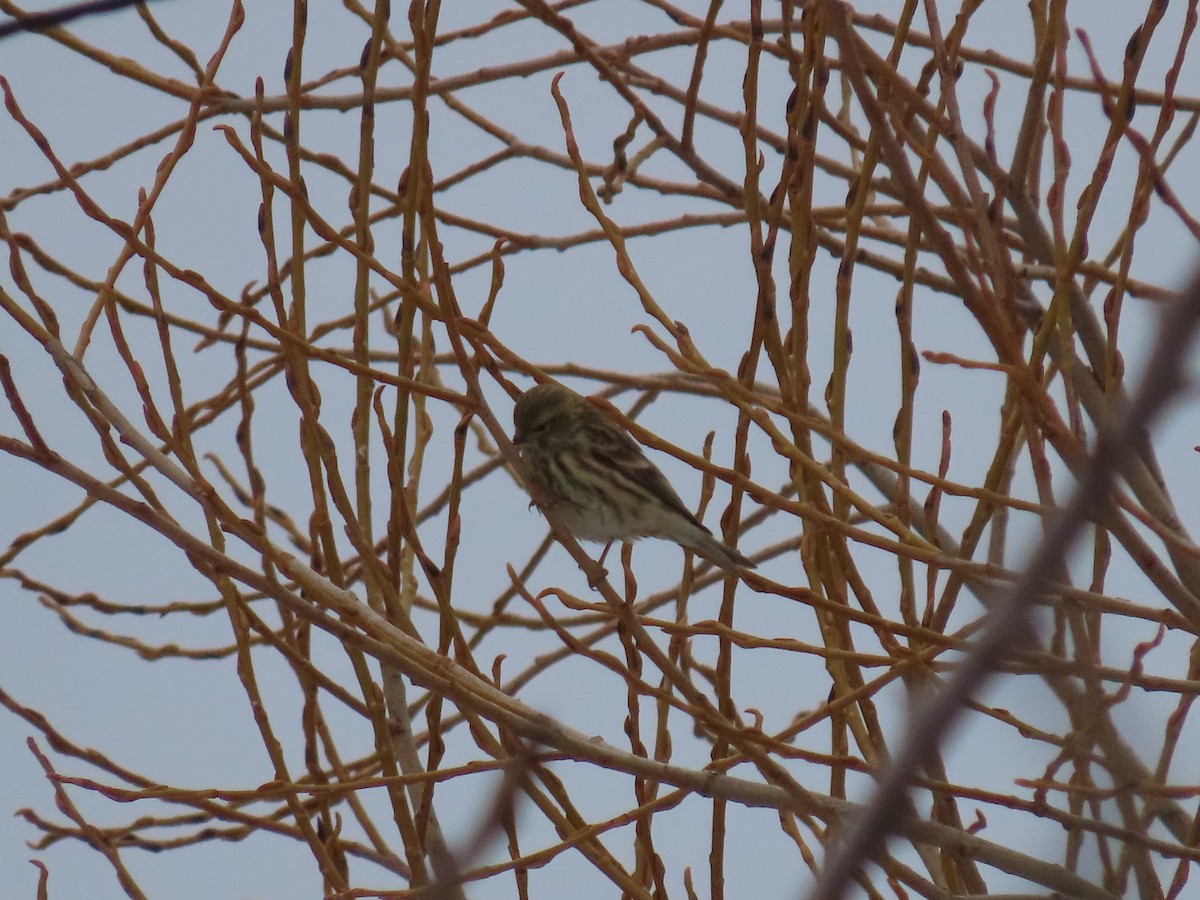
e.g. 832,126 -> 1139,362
586,541 -> 615,589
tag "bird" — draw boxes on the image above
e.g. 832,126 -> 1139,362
511,381 -> 754,572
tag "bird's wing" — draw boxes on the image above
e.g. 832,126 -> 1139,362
588,415 -> 708,531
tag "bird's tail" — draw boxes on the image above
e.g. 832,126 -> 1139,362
688,527 -> 755,572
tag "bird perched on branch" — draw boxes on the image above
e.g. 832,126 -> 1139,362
512,381 -> 754,572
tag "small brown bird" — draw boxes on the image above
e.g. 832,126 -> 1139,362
512,382 -> 754,572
